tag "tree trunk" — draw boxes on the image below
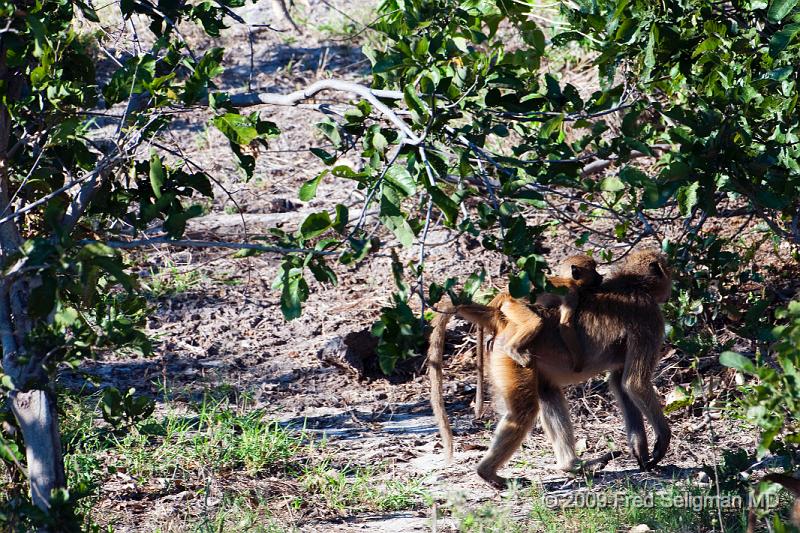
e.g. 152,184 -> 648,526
0,36 -> 66,514
1,283 -> 66,514
9,389 -> 66,510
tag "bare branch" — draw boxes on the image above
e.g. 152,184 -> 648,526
0,152 -> 120,228
228,80 -> 423,145
85,237 -> 338,255
580,144 -> 671,177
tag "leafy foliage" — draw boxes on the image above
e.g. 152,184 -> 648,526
721,301 -> 800,460
3,0 -> 800,524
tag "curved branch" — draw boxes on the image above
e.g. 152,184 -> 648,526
86,237 -> 338,255
228,80 -> 423,145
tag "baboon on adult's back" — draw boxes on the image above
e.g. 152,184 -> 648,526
429,249 -> 673,488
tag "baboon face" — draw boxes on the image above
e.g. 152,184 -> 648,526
565,255 -> 603,288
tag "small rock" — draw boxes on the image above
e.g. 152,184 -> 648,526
315,329 -> 378,378
268,198 -> 298,213
629,525 -> 652,533
575,438 -> 587,454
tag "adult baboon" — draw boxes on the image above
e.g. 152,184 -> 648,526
428,249 -> 672,488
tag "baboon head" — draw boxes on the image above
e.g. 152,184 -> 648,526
619,249 -> 672,303
563,254 -> 603,288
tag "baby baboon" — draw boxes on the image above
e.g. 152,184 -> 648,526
428,249 -> 672,488
457,255 -> 601,417
497,254 -> 602,373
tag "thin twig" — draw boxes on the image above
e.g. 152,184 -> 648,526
82,237 -> 337,255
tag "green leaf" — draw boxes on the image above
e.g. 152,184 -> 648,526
333,204 -> 349,234
508,272 -> 530,298
720,351 -> 756,373
331,165 -> 368,181
551,31 -> 585,46
403,84 -> 429,125
426,185 -> 458,226
278,262 -> 309,321
768,0 -> 798,23
82,242 -> 116,257
766,66 -> 793,80
769,23 -> 800,57
310,147 -> 336,165
164,205 -> 203,238
29,274 -> 57,318
55,307 -> 79,328
462,270 -> 485,299
317,119 -> 342,148
384,165 -> 416,196
540,116 -> 563,138
692,36 -> 721,58
380,189 -> 415,248
600,176 -> 625,192
92,256 -> 134,292
299,170 -> 327,201
1,374 -> 16,391
677,181 -> 700,215
149,152 -> 164,199
300,211 -> 332,239
213,113 -> 261,145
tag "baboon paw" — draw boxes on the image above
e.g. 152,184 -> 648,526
477,468 -> 508,490
632,451 -> 650,471
646,439 -> 669,470
556,459 -> 581,474
643,450 -> 666,470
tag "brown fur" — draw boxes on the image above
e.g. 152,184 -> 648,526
497,255 -> 602,373
468,255 -> 601,416
427,249 -> 672,487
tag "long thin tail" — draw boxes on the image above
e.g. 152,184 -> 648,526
428,303 -> 456,462
475,325 -> 485,419
428,302 -> 503,461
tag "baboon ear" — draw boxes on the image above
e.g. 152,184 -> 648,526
571,265 -> 582,280
649,261 -> 666,278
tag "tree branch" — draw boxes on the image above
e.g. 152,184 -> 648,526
0,153 -> 120,228
580,144 -> 671,177
84,237 -> 338,255
227,80 -> 423,144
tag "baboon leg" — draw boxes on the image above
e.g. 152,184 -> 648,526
475,326 -> 485,418
621,353 -> 671,470
558,293 -> 584,372
477,354 -> 538,488
608,369 -> 648,469
558,321 -> 584,372
496,298 -> 543,366
538,377 -> 579,471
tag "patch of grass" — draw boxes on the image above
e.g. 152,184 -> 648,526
442,482 -> 771,532
142,261 -> 202,298
59,386 -> 428,530
313,5 -> 383,48
301,461 -> 427,514
187,495 -> 290,533
104,396 -> 307,482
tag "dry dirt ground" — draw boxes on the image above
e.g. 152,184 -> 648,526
58,1 -> 777,531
